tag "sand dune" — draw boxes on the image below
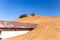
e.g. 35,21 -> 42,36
3,16 -> 60,40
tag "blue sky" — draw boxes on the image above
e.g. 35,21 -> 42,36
0,0 -> 60,20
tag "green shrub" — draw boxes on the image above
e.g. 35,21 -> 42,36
30,13 -> 35,16
19,14 -> 27,18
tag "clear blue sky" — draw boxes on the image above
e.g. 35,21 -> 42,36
0,0 -> 60,20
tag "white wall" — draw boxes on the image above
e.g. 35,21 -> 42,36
0,31 -> 29,39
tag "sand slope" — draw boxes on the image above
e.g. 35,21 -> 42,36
3,16 -> 60,40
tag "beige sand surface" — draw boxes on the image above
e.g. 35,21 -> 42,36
3,16 -> 60,40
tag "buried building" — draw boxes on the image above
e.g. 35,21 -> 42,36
0,20 -> 36,40
2,16 -> 60,40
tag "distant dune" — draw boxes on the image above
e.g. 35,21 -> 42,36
3,16 -> 60,40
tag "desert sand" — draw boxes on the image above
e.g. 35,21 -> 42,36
3,16 -> 60,40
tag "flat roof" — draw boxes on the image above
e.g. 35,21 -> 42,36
0,20 -> 37,31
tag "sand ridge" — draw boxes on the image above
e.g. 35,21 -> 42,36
3,16 -> 60,40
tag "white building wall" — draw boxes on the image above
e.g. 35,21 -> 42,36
0,31 -> 29,39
